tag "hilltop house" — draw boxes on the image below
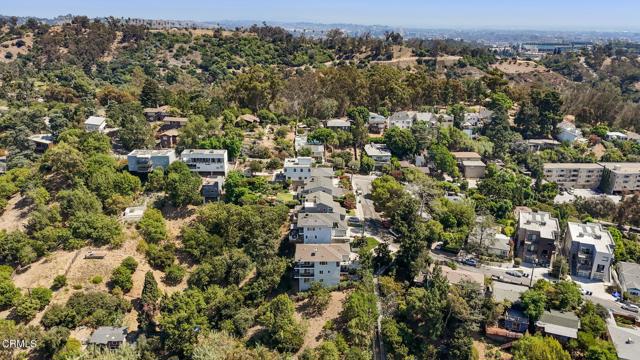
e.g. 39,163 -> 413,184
180,149 -> 228,176
325,118 -> 352,131
88,327 -> 128,349
556,120 -> 583,143
294,243 -> 350,291
284,157 -> 314,182
364,143 -> 392,167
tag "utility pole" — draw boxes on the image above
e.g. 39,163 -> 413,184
529,259 -> 537,287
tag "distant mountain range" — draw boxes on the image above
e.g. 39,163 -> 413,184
3,14 -> 640,44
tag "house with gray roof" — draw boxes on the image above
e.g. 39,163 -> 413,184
88,327 -> 128,349
618,262 -> 640,297
536,310 -> 580,343
368,113 -> 388,133
325,118 -> 352,131
364,143 -> 392,167
290,212 -> 349,243
301,191 -> 346,219
294,243 -> 350,291
565,222 -> 614,281
299,176 -> 344,198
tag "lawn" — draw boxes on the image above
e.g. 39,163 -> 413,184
353,237 -> 379,253
276,192 -> 294,203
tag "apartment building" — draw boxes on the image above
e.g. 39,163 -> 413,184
180,149 -> 228,176
294,243 -> 350,291
565,222 -> 614,281
290,212 -> 349,244
543,163 -> 604,189
516,211 -> 560,266
127,149 -> 176,173
284,157 -> 314,182
600,162 -> 640,194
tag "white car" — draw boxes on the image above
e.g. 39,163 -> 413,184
622,303 -> 640,313
506,270 -> 523,278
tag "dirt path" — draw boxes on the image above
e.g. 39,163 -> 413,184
295,291 -> 347,356
0,194 -> 30,232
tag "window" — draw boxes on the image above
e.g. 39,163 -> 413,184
596,264 -> 605,272
319,271 -> 323,274
319,261 -> 327,265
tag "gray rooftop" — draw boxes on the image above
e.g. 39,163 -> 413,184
608,320 -> 640,360
181,149 -> 227,156
128,149 -> 174,157
297,212 -> 346,229
326,119 -> 351,128
536,310 -> 580,339
364,143 -> 391,157
85,116 -> 106,126
618,262 -> 640,291
295,243 -> 350,262
89,327 -> 127,345
518,211 -> 559,240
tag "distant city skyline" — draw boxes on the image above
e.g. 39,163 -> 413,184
5,0 -> 640,31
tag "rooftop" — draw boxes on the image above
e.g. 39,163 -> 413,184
536,310 -> 580,339
163,116 -> 188,123
599,162 -> 640,174
29,133 -> 54,144
285,157 -> 314,167
326,118 -> 351,127
608,319 -> 640,360
451,151 -> 482,160
181,149 -> 227,156
128,149 -> 175,157
567,222 -> 614,254
297,212 -> 345,228
85,116 -> 106,125
368,113 -> 387,123
518,211 -> 559,239
89,327 -> 127,345
618,262 -> 640,291
543,163 -> 603,170
143,105 -> 171,113
295,243 -> 350,262
462,160 -> 486,167
364,143 -> 391,157
310,167 -> 334,178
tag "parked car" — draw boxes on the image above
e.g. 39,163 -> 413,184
463,258 -> 478,267
506,270 -> 523,278
491,275 -> 503,281
348,217 -> 362,226
580,288 -> 593,296
622,303 -> 640,313
389,228 -> 400,239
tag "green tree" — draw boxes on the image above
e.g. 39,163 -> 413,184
347,107 -> 369,160
139,79 -> 162,108
512,335 -> 570,360
429,144 -> 459,177
307,282 -> 331,316
520,289 -> 546,322
258,294 -> 306,353
110,265 -> 133,293
166,162 -> 202,207
137,208 -> 167,243
383,127 -> 416,158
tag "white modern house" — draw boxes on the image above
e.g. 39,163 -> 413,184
84,116 -> 107,132
556,120 -> 583,143
290,212 -> 349,244
180,149 -> 228,176
294,243 -> 350,291
364,143 -> 392,167
565,222 -> 615,281
127,149 -> 176,173
284,157 -> 314,182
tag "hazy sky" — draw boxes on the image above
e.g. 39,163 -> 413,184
4,0 -> 640,31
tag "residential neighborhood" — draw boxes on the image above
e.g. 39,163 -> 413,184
1,3 -> 640,360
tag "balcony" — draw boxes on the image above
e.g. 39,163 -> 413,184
293,269 -> 314,278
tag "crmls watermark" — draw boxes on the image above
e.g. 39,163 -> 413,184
1,339 -> 38,349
